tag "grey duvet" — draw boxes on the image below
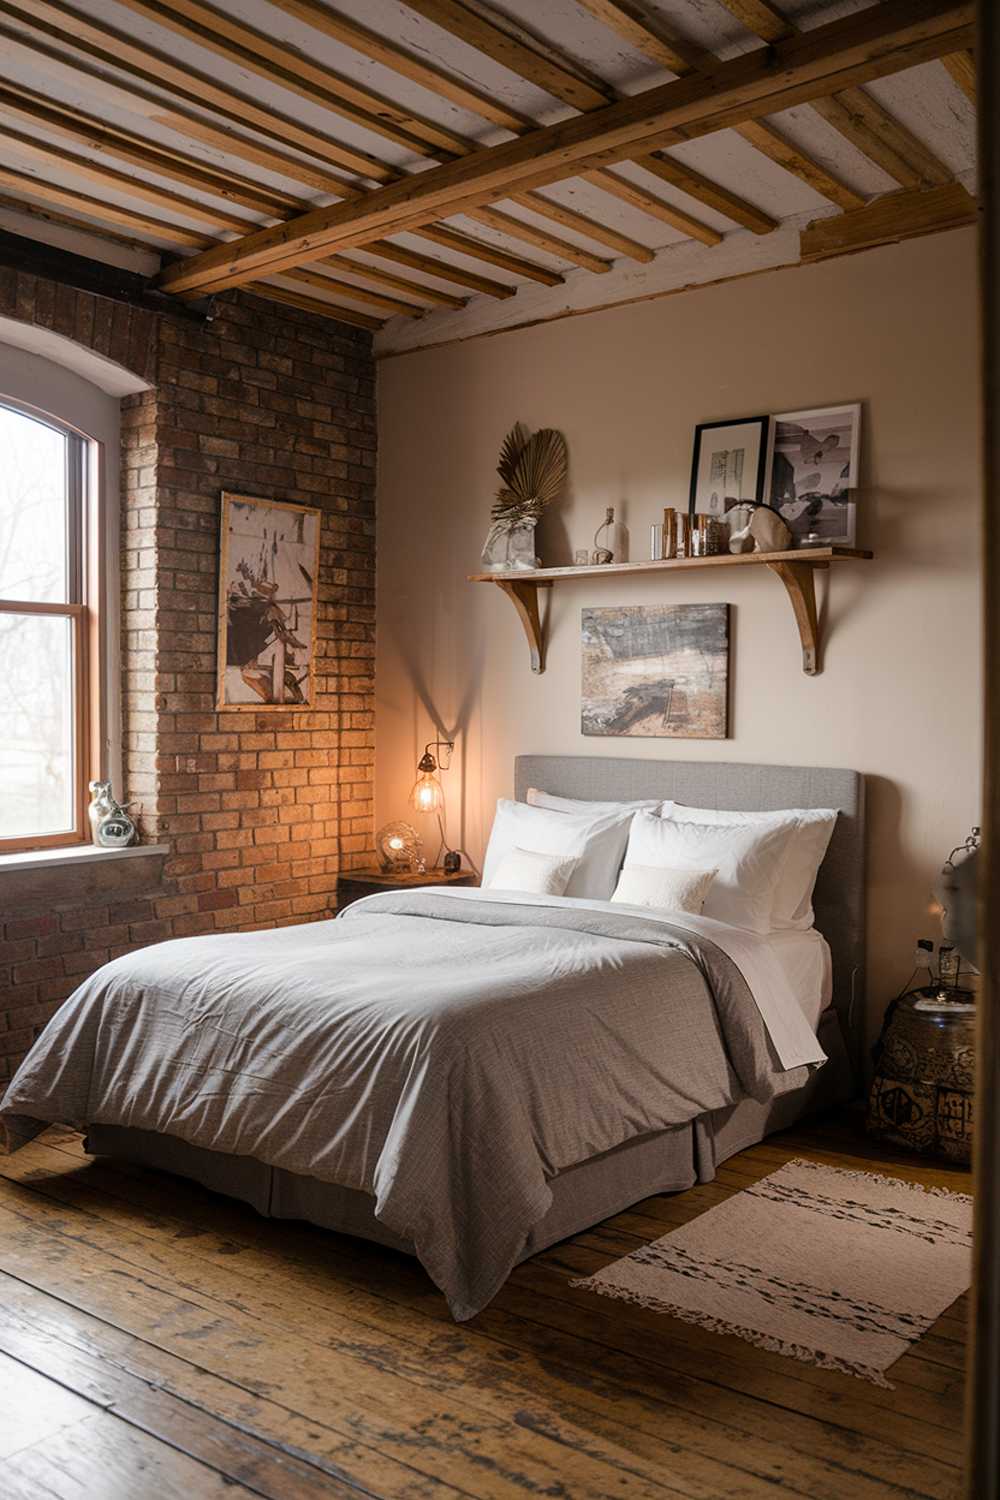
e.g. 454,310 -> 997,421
0,890 -> 811,1319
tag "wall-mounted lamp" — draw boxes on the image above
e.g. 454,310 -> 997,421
409,741 -> 454,816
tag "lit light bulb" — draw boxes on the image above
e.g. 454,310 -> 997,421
410,770 -> 444,814
387,835 -> 405,852
408,742 -> 451,816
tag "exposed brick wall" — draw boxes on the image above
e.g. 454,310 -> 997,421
0,275 -> 376,1082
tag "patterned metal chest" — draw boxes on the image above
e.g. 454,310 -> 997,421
867,990 -> 975,1164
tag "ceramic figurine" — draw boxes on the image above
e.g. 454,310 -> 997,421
87,781 -> 138,848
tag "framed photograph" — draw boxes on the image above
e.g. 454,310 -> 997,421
582,604 -> 730,740
216,492 -> 321,709
764,402 -> 861,546
689,416 -> 769,518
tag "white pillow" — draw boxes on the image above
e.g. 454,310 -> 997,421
611,864 -> 716,916
486,847 -> 578,896
624,811 -> 796,933
483,799 -> 634,901
660,802 -> 837,930
527,788 -> 661,816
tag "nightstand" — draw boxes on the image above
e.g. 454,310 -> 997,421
867,988 -> 975,1164
336,866 -> 478,913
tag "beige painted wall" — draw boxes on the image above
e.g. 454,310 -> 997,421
376,228 -> 981,1043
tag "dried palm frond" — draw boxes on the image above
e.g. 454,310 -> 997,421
491,423 -> 568,528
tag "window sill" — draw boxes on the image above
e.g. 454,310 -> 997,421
0,843 -> 170,908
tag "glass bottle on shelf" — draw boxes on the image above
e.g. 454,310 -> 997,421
592,506 -> 628,564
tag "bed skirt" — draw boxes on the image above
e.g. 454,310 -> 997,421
86,1008 -> 852,1271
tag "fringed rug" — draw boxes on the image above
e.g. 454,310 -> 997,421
571,1158 -> 972,1386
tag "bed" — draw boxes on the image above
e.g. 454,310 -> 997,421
0,755 -> 865,1321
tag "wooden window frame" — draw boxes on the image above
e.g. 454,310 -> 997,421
0,402 -> 100,855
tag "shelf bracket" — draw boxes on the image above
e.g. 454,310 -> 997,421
767,560 -> 823,675
493,578 -> 549,673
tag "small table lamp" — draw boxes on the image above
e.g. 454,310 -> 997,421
410,741 -> 453,814
409,741 -> 461,872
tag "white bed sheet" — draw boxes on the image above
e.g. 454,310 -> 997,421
415,887 -> 827,1071
767,928 -> 833,1033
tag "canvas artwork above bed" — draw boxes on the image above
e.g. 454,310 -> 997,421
581,604 -> 730,739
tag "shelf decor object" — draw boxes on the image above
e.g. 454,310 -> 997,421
468,546 -> 873,677
689,415 -> 769,517
480,423 -> 568,573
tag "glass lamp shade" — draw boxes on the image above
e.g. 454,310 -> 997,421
410,770 -> 445,815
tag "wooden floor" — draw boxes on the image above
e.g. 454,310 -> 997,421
0,1113 -> 968,1500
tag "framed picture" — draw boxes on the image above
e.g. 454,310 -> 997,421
689,416 -> 769,518
216,492 -> 321,709
582,604 -> 730,740
764,402 -> 861,546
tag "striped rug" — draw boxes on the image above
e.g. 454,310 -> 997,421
571,1158 -> 972,1386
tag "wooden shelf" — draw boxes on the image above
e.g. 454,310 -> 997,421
469,546 -> 873,677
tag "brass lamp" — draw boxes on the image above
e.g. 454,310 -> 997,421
409,741 -> 453,816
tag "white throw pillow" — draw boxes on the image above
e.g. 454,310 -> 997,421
660,802 -> 837,930
486,847 -> 578,896
624,811 -> 796,933
483,799 -> 634,901
527,788 -> 661,816
611,864 -> 716,916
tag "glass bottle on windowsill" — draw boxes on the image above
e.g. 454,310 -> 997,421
592,506 -> 628,565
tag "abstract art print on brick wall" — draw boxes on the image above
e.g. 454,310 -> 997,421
217,492 -> 322,709
581,604 -> 730,739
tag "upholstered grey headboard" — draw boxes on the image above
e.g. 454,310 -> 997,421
515,755 -> 866,1074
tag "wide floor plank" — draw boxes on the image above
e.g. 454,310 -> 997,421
0,1112 -> 969,1499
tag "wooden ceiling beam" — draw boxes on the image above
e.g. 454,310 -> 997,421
267,0 -> 661,260
143,0 -> 658,262
157,0 -> 973,295
6,0 -> 389,183
363,241 -> 517,299
734,119 -> 865,212
800,181 -> 977,262
111,0 -> 469,161
334,256 -> 467,309
0,16 -> 355,197
580,168 -> 722,245
465,206 -> 611,272
572,0 -> 707,75
2,3 -> 578,286
1,126 -> 259,234
0,84 -> 293,219
504,191 -> 655,263
715,0 -> 955,190
278,266 -> 422,317
0,72 -> 461,312
0,167 -> 212,248
630,153 -> 778,235
252,282 -> 385,329
397,0 -> 726,241
400,0 -> 612,112
572,0 -> 877,213
0,192 -> 153,255
414,224 -> 564,285
942,50 -> 976,102
266,0 -> 533,133
809,91 -> 951,189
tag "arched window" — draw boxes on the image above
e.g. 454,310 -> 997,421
0,399 -> 96,851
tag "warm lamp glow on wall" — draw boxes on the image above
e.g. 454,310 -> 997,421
409,741 -> 454,816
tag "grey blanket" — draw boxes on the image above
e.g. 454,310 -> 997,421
0,891 -> 808,1319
